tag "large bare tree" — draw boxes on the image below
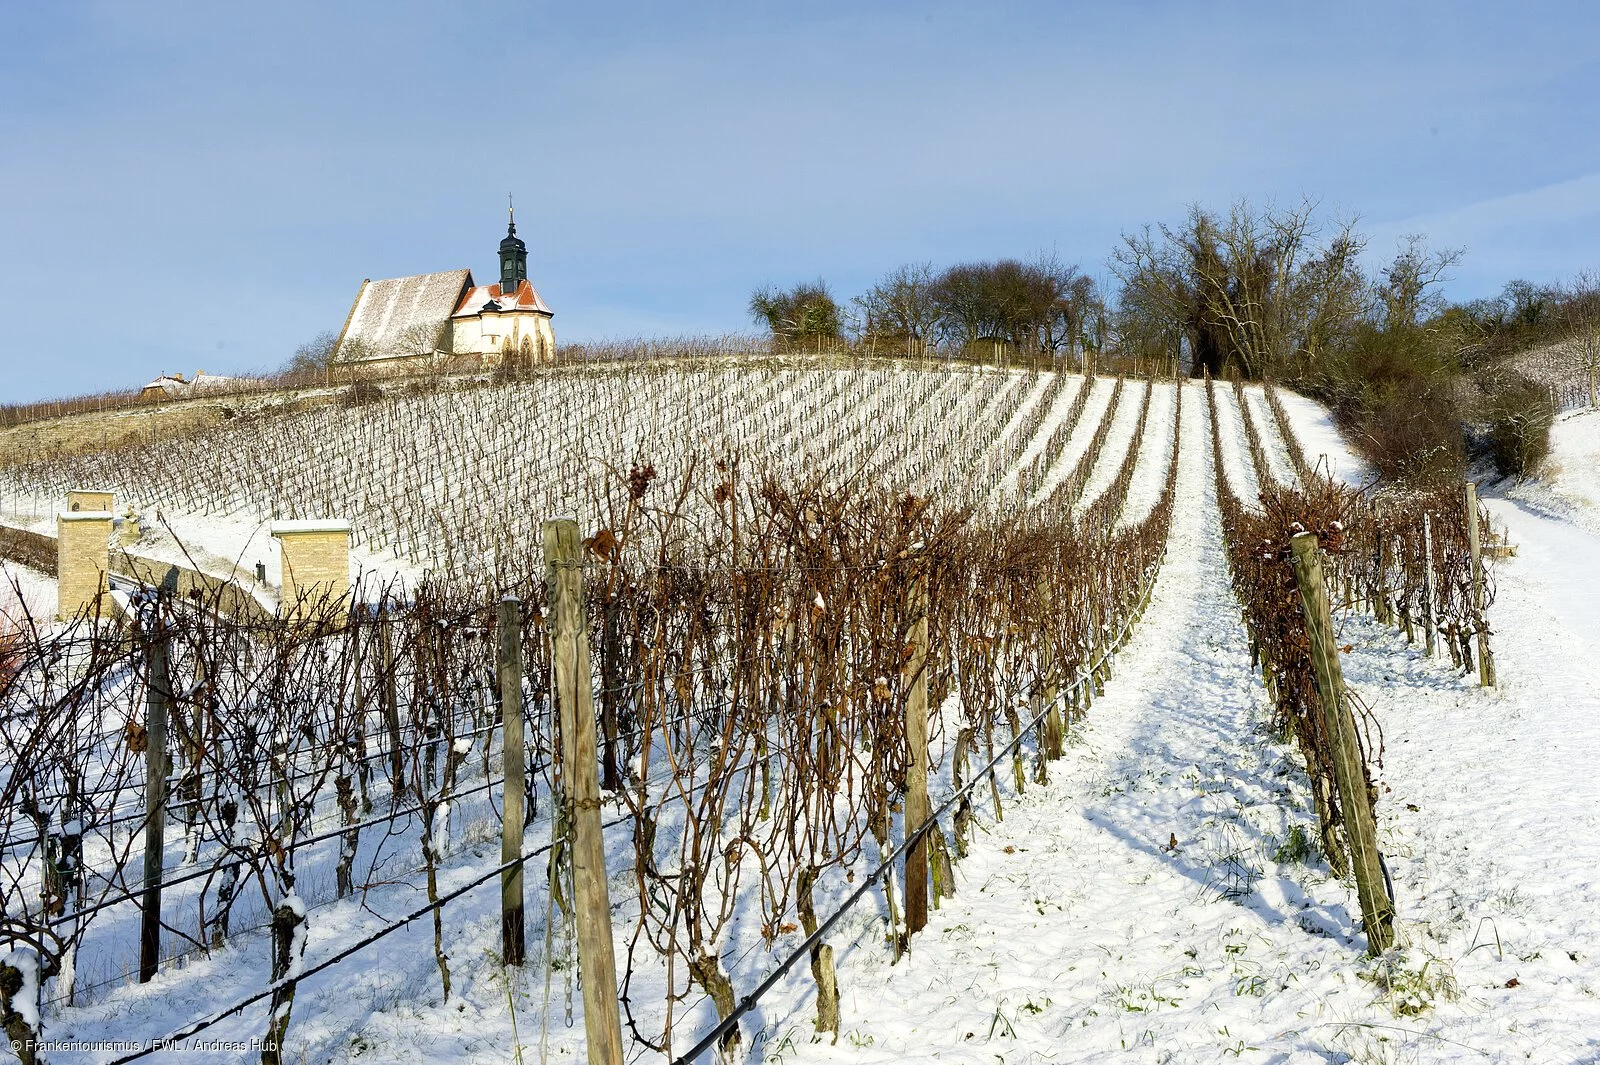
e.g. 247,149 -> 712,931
1376,234 -> 1463,329
1112,199 -> 1366,378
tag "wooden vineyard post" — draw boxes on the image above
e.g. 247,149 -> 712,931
1289,533 -> 1395,955
1373,528 -> 1392,626
379,602 -> 403,805
1421,514 -> 1437,658
140,625 -> 172,983
903,571 -> 932,940
544,519 -> 624,1065
1465,482 -> 1496,687
497,595 -> 526,967
1037,580 -> 1064,764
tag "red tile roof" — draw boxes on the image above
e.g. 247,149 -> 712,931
452,278 -> 553,318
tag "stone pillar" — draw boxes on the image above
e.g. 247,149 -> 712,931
66,489 -> 115,513
117,507 -> 142,547
270,520 -> 352,621
57,511 -> 114,620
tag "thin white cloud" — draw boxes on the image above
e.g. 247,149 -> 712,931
1375,172 -> 1600,244
1368,173 -> 1600,292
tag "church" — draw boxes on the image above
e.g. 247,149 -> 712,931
332,206 -> 555,373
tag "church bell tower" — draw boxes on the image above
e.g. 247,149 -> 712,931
499,196 -> 528,293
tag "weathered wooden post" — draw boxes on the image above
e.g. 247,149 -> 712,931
1289,533 -> 1395,956
497,595 -> 526,967
1421,514 -> 1437,658
1396,537 -> 1413,642
1465,482 -> 1496,687
1091,598 -> 1108,696
1036,576 -> 1064,774
903,571 -> 932,940
140,623 -> 172,983
1373,528 -> 1392,626
544,519 -> 623,1065
379,602 -> 403,806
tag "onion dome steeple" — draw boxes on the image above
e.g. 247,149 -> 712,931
498,193 -> 527,293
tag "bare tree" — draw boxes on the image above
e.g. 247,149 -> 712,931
852,263 -> 939,357
1564,270 -> 1600,407
1377,234 -> 1463,329
1112,199 -> 1367,378
285,331 -> 341,380
925,257 -> 1100,360
398,321 -> 448,358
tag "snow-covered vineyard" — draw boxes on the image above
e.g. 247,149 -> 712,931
2,363 -> 1598,1064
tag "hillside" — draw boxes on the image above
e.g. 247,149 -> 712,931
1515,337 -> 1598,411
4,360 -> 1144,598
1,363 -> 1597,1065
1499,405 -> 1600,535
0,383 -> 354,467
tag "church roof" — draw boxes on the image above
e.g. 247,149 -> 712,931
451,278 -> 553,318
337,269 -> 473,362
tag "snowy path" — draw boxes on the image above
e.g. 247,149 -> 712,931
1242,386 -> 1295,487
1076,381 -> 1149,516
1408,496 -> 1600,1040
1031,378 -> 1116,503
787,384 -> 1393,1064
777,384 -> 1600,1064
1116,383 -> 1176,531
1212,386 -> 1261,504
1503,406 -> 1600,536
1317,491 -> 1600,1063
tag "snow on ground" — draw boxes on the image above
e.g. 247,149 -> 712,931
1500,405 -> 1600,536
1031,378 -> 1116,503
1,559 -> 55,628
17,382 -> 1600,1064
776,381 -> 1400,1063
1242,385 -> 1296,487
0,504 -> 425,612
1115,383 -> 1176,531
993,373 -> 1057,457
1348,492 -> 1600,1064
769,381 -> 1600,1065
994,375 -> 1086,497
126,511 -> 424,604
1211,385 -> 1261,505
1075,380 -> 1149,515
1276,389 -> 1369,487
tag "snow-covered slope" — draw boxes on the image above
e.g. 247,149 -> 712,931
14,381 -> 1600,1065
774,384 -> 1600,1065
1276,388 -> 1369,487
1,559 -> 55,625
1500,405 -> 1600,535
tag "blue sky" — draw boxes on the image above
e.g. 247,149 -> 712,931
2,1 -> 1598,403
